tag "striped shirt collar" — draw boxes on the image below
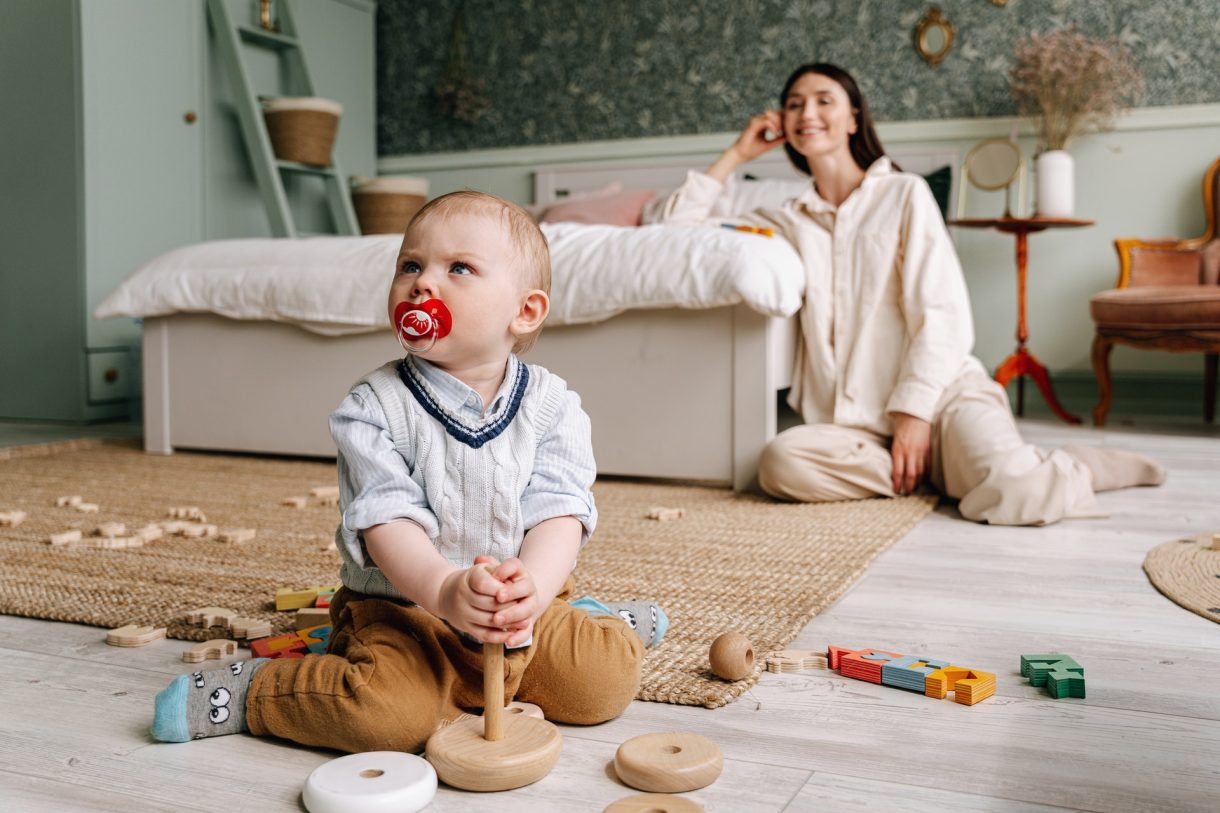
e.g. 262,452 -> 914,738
397,354 -> 529,449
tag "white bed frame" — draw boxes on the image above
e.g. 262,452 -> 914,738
143,149 -> 956,491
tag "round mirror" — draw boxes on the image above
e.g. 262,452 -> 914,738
914,7 -> 955,67
965,139 -> 1023,190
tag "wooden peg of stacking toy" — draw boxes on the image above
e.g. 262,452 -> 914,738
425,640 -> 562,791
303,751 -> 437,813
709,631 -> 754,681
614,732 -> 723,793
604,793 -> 705,812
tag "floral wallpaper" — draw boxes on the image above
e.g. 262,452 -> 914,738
376,0 -> 1220,156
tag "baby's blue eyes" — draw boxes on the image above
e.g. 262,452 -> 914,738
400,262 -> 472,275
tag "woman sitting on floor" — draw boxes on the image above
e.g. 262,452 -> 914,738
654,62 -> 1163,525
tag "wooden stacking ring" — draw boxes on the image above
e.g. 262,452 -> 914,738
614,732 -> 723,793
302,751 -> 436,813
603,792 -> 705,812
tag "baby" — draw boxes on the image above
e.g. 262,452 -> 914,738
151,190 -> 667,753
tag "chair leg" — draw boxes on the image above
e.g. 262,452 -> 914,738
1206,353 -> 1218,423
1091,335 -> 1115,427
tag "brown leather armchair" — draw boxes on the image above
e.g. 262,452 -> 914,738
1090,157 -> 1220,425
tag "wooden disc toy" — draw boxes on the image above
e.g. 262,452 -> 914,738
709,632 -> 754,681
425,641 -> 562,791
604,793 -> 705,812
302,751 -> 436,813
614,732 -> 723,793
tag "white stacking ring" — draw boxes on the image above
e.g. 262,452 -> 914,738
302,751 -> 437,813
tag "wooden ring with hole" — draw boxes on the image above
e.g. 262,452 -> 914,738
614,732 -> 723,793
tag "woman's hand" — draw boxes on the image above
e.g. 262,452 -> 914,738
707,110 -> 786,182
731,110 -> 787,162
485,557 -> 541,648
890,412 -> 932,495
436,557 -> 510,642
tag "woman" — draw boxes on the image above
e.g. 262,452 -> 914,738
656,63 -> 1163,525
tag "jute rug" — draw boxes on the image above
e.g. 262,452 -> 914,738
1143,533 -> 1220,625
0,442 -> 935,708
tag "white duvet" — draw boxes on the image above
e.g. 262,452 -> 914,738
95,223 -> 805,334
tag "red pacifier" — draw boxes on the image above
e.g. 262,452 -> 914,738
394,298 -> 453,354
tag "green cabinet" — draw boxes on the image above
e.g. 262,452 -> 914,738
0,0 -> 376,422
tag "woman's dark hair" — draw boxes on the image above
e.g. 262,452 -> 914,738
780,63 -> 893,175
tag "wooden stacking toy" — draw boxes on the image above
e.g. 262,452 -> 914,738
604,793 -> 705,812
709,632 -> 754,681
303,751 -> 436,813
614,732 -> 723,793
425,641 -> 562,791
829,645 -> 996,706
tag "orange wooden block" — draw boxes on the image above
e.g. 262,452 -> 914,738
250,632 -> 308,659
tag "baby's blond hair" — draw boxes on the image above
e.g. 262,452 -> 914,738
404,190 -> 550,354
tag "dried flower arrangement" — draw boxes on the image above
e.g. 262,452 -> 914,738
434,5 -> 489,125
1010,27 -> 1144,152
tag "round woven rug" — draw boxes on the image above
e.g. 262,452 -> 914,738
1143,533 -> 1220,624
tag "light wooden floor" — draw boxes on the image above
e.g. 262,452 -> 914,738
3,418 -> 1218,812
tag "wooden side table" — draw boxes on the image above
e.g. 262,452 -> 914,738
948,217 -> 1094,424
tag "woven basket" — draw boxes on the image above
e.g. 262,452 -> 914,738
262,97 -> 342,168
352,176 -> 430,235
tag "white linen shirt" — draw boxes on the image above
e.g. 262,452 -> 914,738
658,158 -> 978,435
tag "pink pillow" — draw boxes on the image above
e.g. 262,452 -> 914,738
537,188 -> 658,227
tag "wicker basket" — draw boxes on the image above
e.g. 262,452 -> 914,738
352,176 -> 430,235
262,97 -> 342,167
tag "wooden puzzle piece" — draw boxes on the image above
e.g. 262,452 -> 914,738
250,631 -> 309,659
1045,666 -> 1086,699
925,666 -> 995,705
310,485 -> 340,499
229,616 -> 272,640
217,527 -> 256,544
281,496 -> 308,509
74,503 -> 99,513
645,506 -> 685,521
186,607 -> 237,629
48,530 -> 83,546
1020,653 -> 1083,686
180,523 -> 218,539
55,496 -> 83,507
136,524 -> 164,542
838,648 -> 903,683
95,522 -> 126,538
0,510 -> 27,527
106,624 -> 167,647
881,655 -> 949,693
166,506 -> 206,521
295,607 -> 331,629
182,639 -> 238,663
314,591 -> 335,608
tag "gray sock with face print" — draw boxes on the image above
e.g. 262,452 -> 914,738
151,658 -> 269,742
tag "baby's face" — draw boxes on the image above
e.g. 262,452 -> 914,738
388,208 -> 526,369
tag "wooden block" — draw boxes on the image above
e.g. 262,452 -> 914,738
182,639 -> 238,663
604,794 -> 705,813
74,503 -> 99,513
315,494 -> 340,506
217,527 -> 256,544
314,591 -> 335,608
298,623 -> 332,651
309,485 -> 340,499
160,520 -> 186,534
0,510 -> 28,527
614,732 -> 723,793
105,624 -> 166,647
1045,667 -> 1087,699
136,524 -> 164,542
167,506 -> 205,521
276,586 -> 319,611
94,522 -> 126,538
250,632 -> 308,659
838,648 -> 903,684
645,506 -> 685,521
186,606 -> 237,629
55,496 -> 82,507
1210,532 -> 1220,551
230,616 -> 272,640
709,632 -> 754,681
48,529 -> 83,546
295,607 -> 331,629
281,496 -> 308,509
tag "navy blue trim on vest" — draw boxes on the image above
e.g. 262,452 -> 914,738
397,358 -> 529,449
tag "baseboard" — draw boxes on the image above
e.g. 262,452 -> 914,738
1006,371 -> 1212,420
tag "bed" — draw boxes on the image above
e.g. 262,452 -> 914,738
99,149 -> 957,491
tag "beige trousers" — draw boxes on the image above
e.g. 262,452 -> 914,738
246,577 -> 643,754
758,366 -> 1104,526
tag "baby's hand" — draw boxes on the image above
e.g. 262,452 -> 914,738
437,557 -> 509,642
487,558 -> 541,647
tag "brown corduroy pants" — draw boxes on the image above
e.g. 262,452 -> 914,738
246,577 -> 644,754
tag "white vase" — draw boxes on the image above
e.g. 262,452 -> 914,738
1035,150 -> 1074,217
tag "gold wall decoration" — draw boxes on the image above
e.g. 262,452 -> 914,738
914,6 -> 956,67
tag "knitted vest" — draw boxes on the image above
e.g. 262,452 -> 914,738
338,358 -> 566,600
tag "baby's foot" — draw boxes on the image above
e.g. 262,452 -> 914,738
1064,445 -> 1167,492
571,597 -> 669,647
151,658 -> 268,742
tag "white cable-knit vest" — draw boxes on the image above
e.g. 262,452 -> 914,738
337,359 -> 566,600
